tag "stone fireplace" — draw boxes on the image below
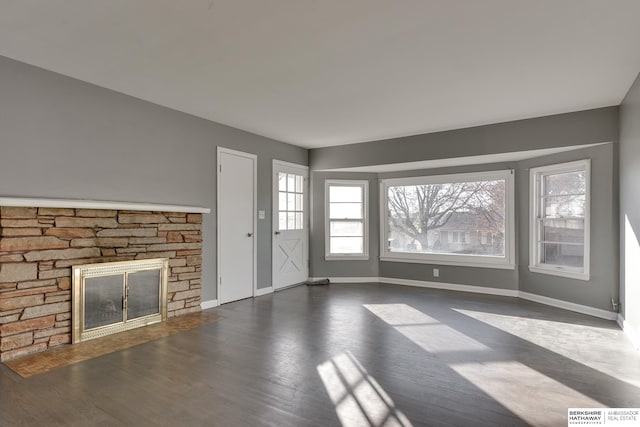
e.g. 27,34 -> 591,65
0,200 -> 208,362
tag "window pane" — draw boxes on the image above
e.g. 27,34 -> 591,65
542,219 -> 584,243
295,194 -> 303,211
279,173 -> 287,191
279,192 -> 287,212
287,212 -> 296,229
330,186 -> 362,203
330,237 -> 363,254
543,195 -> 585,218
330,221 -> 363,237
287,193 -> 296,211
295,212 -> 303,229
287,174 -> 295,193
295,175 -> 304,193
544,171 -> 585,196
387,180 -> 505,257
330,203 -> 362,219
541,243 -> 584,268
279,212 -> 287,230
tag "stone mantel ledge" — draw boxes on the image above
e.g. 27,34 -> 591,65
0,197 -> 211,214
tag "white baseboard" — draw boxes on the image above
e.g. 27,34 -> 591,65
316,276 -> 617,321
518,291 -> 617,321
379,277 -> 519,297
255,286 -> 274,297
617,314 -> 640,350
316,276 -> 379,284
201,299 -> 218,310
617,313 -> 624,330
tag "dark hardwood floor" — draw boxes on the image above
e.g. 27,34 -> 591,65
2,283 -> 639,426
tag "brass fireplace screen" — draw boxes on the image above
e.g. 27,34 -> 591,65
72,258 -> 169,343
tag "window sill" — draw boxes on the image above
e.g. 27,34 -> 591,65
380,255 -> 515,270
325,255 -> 369,261
528,265 -> 589,281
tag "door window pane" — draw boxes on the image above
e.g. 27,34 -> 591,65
287,212 -> 296,229
277,172 -> 305,231
287,174 -> 295,192
279,212 -> 287,230
279,173 -> 287,191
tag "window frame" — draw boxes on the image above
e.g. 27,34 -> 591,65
325,179 -> 369,260
529,159 -> 591,281
379,170 -> 515,269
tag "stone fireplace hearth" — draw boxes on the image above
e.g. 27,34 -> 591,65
0,201 -> 208,362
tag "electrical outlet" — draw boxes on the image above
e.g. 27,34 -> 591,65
433,268 -> 439,278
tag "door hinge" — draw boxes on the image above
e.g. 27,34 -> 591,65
219,164 -> 222,173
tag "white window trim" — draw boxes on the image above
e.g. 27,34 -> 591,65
380,169 -> 515,270
325,179 -> 369,260
529,159 -> 590,281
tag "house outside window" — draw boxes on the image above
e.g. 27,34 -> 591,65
325,180 -> 369,260
380,170 -> 514,269
529,159 -> 590,280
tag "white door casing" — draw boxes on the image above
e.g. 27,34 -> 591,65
272,160 -> 309,290
217,147 -> 257,304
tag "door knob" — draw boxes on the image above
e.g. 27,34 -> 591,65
247,233 -> 253,237
274,231 -> 281,235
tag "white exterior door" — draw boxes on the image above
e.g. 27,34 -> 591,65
272,161 -> 309,290
217,147 -> 256,304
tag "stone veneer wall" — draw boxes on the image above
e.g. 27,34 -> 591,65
0,207 -> 203,362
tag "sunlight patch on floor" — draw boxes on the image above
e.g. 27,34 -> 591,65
317,351 -> 413,427
364,303 -> 490,353
450,361 -> 604,426
454,308 -> 640,388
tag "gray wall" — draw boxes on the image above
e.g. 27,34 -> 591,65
0,56 -> 308,302
310,172 -> 379,278
518,143 -> 618,312
309,107 -> 620,312
620,72 -> 640,340
310,107 -> 618,170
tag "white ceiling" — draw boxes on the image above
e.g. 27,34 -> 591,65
1,1 -> 639,149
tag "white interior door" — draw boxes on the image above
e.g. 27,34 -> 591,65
273,160 -> 309,290
217,147 -> 256,304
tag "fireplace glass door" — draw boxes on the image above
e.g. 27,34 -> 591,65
127,270 -> 161,320
72,258 -> 168,343
84,275 -> 125,330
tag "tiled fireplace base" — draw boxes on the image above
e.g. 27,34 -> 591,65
0,204 -> 205,362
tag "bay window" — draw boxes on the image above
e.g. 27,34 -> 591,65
380,170 -> 514,268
